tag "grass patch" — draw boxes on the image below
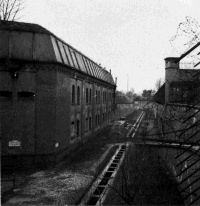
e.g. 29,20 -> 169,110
104,144 -> 183,205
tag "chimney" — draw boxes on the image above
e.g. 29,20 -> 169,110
164,57 -> 180,102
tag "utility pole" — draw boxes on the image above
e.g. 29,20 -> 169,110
127,74 -> 129,93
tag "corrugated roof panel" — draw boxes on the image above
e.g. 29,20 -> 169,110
63,45 -> 74,67
51,36 -> 62,63
94,65 -> 99,78
82,57 -> 91,75
95,65 -> 100,78
57,41 -> 69,65
69,48 -> 80,70
75,52 -> 87,73
102,70 -> 107,81
99,68 -> 104,80
87,59 -> 94,76
74,51 -> 82,70
0,21 -> 115,85
96,65 -> 101,79
108,75 -> 111,83
98,67 -> 102,80
98,67 -> 103,79
105,71 -> 109,82
110,75 -> 114,84
108,74 -> 112,83
87,60 -> 93,76
91,62 -> 98,78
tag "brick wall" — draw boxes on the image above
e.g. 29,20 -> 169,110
35,65 -> 56,154
165,57 -> 179,103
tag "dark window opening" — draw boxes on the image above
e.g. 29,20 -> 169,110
17,91 -> 35,100
99,91 -> 101,103
77,120 -> 80,136
85,118 -> 88,133
0,91 -> 12,99
71,121 -> 75,140
77,86 -> 80,105
89,89 -> 92,104
86,88 -> 88,104
98,114 -> 100,125
89,117 -> 92,130
95,115 -> 97,126
72,85 -> 75,104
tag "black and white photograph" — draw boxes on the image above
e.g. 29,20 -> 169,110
1,0 -> 200,205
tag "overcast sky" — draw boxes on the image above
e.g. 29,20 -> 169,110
22,0 -> 200,94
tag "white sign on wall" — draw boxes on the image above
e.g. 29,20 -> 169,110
9,140 -> 21,147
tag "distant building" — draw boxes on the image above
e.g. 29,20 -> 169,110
154,42 -> 200,106
153,42 -> 200,205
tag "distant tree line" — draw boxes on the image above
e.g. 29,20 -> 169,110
116,88 -> 156,104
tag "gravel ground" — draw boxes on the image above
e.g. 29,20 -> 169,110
2,127 -> 120,206
3,109 -> 184,205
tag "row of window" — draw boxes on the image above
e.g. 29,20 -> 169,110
170,85 -> 195,103
71,85 -> 114,105
95,112 -> 111,126
0,91 -> 35,100
71,110 -> 112,140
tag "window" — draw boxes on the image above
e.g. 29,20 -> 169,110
17,91 -> 35,101
72,85 -> 75,104
77,120 -> 80,136
77,86 -> 80,105
98,91 -> 100,104
71,121 -> 75,140
170,85 -> 181,102
86,88 -> 88,104
95,115 -> 97,126
89,117 -> 92,130
0,91 -> 12,99
85,117 -> 88,133
89,89 -> 92,104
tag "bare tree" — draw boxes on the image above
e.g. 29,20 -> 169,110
0,0 -> 24,21
155,78 -> 163,91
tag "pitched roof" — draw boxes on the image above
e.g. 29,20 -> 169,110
153,83 -> 165,104
0,20 -> 52,35
0,21 -> 115,85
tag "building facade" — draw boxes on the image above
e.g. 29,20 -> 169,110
0,21 -> 116,167
153,42 -> 200,205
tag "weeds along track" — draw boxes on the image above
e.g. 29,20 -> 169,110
127,111 -> 145,137
80,143 -> 130,206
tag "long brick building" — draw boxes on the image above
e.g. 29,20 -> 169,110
0,21 -> 116,167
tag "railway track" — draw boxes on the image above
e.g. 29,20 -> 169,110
80,111 -> 145,205
80,143 -> 129,205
